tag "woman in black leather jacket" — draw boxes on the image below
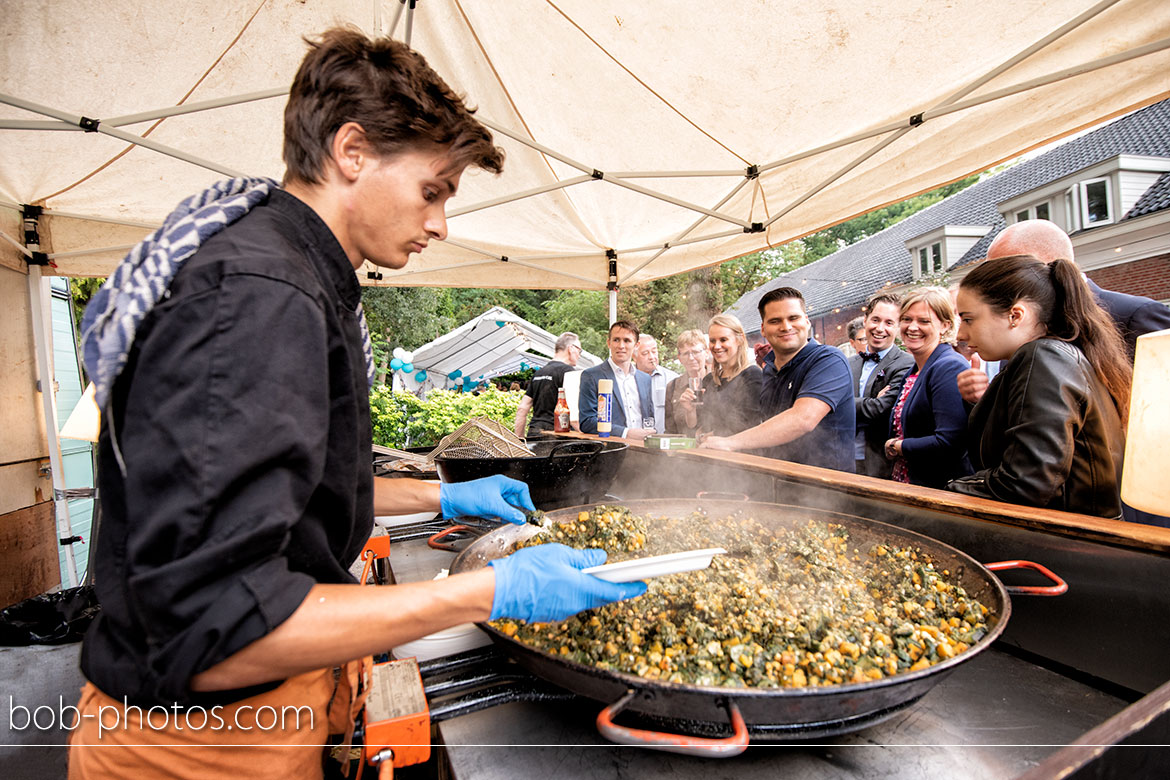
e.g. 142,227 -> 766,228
947,255 -> 1132,518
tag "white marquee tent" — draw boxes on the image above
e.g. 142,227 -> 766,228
3,0 -> 1169,296
391,305 -> 600,394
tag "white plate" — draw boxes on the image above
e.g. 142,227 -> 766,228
581,547 -> 727,583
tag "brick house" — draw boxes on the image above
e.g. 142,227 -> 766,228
726,99 -> 1170,348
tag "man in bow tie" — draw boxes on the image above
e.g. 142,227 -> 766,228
850,292 -> 915,478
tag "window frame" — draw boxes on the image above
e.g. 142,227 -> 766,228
1078,177 -> 1114,227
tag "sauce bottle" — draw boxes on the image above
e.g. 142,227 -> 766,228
553,388 -> 570,432
596,378 -> 613,437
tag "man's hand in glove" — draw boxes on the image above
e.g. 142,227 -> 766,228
489,544 -> 646,623
439,475 -> 536,525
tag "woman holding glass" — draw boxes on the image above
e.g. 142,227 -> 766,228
679,314 -> 763,439
665,329 -> 709,436
883,286 -> 973,488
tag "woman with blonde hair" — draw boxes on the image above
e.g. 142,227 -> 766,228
664,329 -> 709,435
679,314 -> 763,438
883,286 -> 972,488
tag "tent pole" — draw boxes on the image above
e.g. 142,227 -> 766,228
447,175 -> 593,218
758,0 -> 1130,177
27,264 -> 79,588
608,289 -> 617,326
36,209 -> 159,230
0,93 -> 245,178
50,244 -> 138,260
386,0 -> 406,39
623,178 -> 753,283
404,0 -> 415,47
480,118 -> 750,229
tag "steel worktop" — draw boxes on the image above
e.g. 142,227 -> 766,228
388,535 -> 1134,779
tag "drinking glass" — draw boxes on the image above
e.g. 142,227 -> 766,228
688,376 -> 704,406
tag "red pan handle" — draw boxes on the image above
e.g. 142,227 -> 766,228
983,560 -> 1068,596
427,525 -> 474,552
595,689 -> 748,757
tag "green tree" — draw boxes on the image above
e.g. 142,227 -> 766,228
361,286 -> 455,350
542,289 -> 610,355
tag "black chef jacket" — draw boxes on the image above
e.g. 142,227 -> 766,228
82,189 -> 374,707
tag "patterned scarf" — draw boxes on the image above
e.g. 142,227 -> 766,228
81,177 -> 376,410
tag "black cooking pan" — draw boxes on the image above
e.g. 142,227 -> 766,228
449,499 -> 1064,754
435,439 -> 628,509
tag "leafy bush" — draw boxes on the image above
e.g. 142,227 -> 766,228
369,386 -> 525,448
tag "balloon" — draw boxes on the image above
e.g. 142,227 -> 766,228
392,347 -> 406,360
415,370 -> 427,382
402,362 -> 413,373
454,376 -> 464,386
402,351 -> 413,363
390,358 -> 403,371
447,369 -> 462,379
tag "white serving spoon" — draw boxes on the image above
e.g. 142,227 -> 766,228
581,547 -> 727,583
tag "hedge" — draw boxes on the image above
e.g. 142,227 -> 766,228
369,386 -> 525,449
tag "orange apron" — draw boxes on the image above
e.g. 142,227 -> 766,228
68,657 -> 371,780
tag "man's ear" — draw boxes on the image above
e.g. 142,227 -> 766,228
331,122 -> 369,183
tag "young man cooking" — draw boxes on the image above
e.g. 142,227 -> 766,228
69,28 -> 643,778
701,288 -> 855,472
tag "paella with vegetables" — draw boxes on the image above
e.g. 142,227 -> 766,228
491,505 -> 990,689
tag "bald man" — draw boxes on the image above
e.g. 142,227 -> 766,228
957,219 -> 1170,404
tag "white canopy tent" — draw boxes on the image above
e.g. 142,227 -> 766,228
2,0 -> 1169,296
393,306 -> 600,395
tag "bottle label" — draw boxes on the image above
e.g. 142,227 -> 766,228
555,410 -> 570,431
597,392 -> 612,436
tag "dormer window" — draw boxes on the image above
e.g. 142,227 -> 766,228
1013,201 -> 1051,223
1078,177 -> 1113,227
906,225 -> 990,280
999,155 -> 1169,234
915,242 -> 942,276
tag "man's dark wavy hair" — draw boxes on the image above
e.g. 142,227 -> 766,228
283,27 -> 504,184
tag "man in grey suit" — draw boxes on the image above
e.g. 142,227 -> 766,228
850,292 -> 915,478
578,320 -> 656,441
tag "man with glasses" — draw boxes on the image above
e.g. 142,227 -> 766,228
514,331 -> 582,437
635,334 -> 679,433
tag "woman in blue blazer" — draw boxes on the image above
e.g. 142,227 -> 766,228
884,286 -> 972,488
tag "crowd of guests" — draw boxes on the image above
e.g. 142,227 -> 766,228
515,220 -> 1169,524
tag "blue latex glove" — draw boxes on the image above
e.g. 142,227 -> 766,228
439,474 -> 535,525
488,544 -> 648,623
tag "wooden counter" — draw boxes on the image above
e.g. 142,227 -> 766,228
553,430 -> 1170,554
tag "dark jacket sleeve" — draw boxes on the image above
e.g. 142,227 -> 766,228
947,343 -> 1087,507
857,355 -> 913,424
1130,300 -> 1170,348
899,354 -> 969,467
116,275 -> 328,701
578,367 -> 600,434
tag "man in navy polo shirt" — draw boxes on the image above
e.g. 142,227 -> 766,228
701,287 -> 855,472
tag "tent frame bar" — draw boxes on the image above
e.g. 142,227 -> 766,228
447,174 -> 593,217
623,177 -> 754,282
48,244 -> 139,260
763,0 -> 1146,229
38,209 -> 161,230
480,118 -> 752,229
0,93 -> 244,178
